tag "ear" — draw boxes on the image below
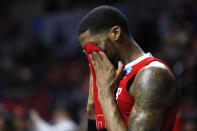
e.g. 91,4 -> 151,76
109,26 -> 121,41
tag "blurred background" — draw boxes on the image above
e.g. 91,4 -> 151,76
0,0 -> 196,130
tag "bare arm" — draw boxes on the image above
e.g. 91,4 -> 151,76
128,64 -> 176,131
89,52 -> 176,131
87,73 -> 95,119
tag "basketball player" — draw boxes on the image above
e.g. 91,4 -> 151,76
77,6 -> 178,131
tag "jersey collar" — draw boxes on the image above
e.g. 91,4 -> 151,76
124,52 -> 152,69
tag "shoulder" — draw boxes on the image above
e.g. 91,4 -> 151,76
134,61 -> 176,89
130,61 -> 176,108
142,61 -> 175,86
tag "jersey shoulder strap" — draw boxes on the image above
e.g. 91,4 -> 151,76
126,57 -> 159,79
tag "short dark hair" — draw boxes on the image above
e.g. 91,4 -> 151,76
77,5 -> 130,36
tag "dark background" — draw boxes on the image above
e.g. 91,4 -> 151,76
0,0 -> 196,130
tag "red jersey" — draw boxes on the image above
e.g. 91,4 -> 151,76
116,53 -> 179,131
84,42 -> 179,130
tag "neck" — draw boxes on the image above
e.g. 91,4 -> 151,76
117,35 -> 145,65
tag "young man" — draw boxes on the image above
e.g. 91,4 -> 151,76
77,6 -> 178,131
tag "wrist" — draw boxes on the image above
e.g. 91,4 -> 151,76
98,90 -> 115,104
100,95 -> 116,112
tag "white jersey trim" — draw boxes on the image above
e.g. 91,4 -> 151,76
124,52 -> 152,69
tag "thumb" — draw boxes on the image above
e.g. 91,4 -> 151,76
116,61 -> 124,76
113,61 -> 124,90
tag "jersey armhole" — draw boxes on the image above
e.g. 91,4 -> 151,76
126,75 -> 136,96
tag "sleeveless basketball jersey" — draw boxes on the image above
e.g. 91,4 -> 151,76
84,42 -> 178,130
116,53 -> 179,131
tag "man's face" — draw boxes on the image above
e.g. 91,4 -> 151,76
78,30 -> 119,67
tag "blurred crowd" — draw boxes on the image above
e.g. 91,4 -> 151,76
0,0 -> 196,130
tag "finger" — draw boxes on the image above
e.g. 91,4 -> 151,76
94,51 -> 103,61
89,54 -> 95,65
98,51 -> 107,60
116,61 -> 124,76
91,52 -> 98,66
98,51 -> 112,65
94,51 -> 102,60
90,52 -> 100,71
89,54 -> 97,73
92,52 -> 102,65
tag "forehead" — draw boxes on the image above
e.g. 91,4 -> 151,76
78,30 -> 108,49
79,30 -> 102,48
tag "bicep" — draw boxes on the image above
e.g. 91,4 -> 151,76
128,81 -> 164,131
128,67 -> 170,131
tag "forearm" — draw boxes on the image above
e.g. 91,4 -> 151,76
87,73 -> 95,119
101,97 -> 127,131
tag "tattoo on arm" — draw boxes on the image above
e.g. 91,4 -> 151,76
128,65 -> 175,131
